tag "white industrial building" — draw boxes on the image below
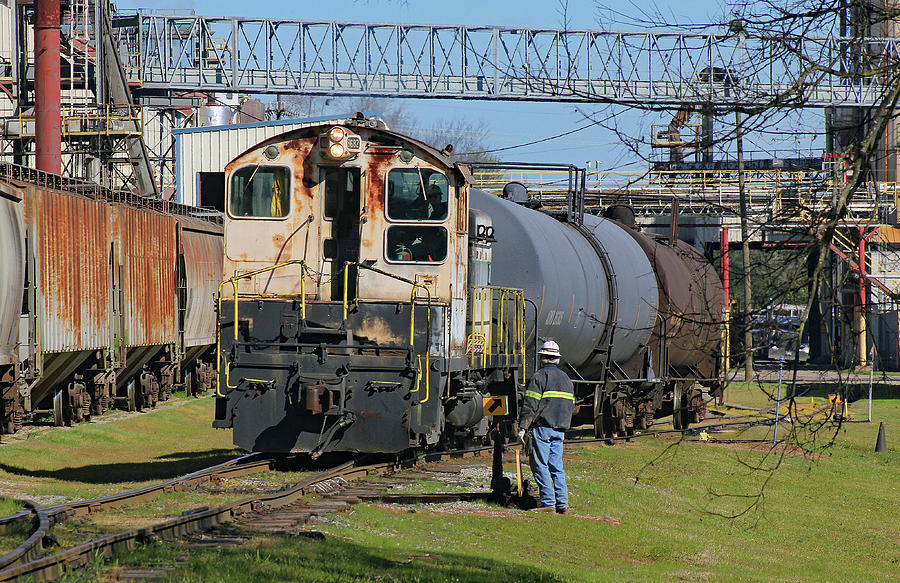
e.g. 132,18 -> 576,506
173,114 -> 361,208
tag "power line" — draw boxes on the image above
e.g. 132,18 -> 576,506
460,113 -> 616,155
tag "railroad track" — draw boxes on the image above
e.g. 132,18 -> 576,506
0,453 -> 271,580
0,404 -> 824,581
0,447 -> 501,582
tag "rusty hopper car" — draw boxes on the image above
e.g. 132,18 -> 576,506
214,119 -> 525,455
214,120 -> 724,455
0,164 -> 223,433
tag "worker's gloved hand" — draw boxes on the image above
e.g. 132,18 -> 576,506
517,429 -> 526,444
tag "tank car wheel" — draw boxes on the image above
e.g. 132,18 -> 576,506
52,388 -> 68,427
593,398 -> 616,445
672,384 -> 691,431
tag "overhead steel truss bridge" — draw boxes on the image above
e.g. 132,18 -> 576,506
117,14 -> 896,107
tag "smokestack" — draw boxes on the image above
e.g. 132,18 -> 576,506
35,0 -> 62,174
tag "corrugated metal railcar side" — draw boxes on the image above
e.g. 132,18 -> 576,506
113,205 -> 178,348
27,183 -> 112,355
180,217 -> 224,348
0,180 -> 24,366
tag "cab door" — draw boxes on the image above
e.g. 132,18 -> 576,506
320,167 -> 361,301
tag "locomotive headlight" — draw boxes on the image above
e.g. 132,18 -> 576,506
329,143 -> 346,158
320,125 -> 361,160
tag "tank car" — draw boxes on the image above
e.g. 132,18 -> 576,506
214,119 -> 525,455
0,163 -> 223,434
471,190 -> 724,440
214,120 -> 725,454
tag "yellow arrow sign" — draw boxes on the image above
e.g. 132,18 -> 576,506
482,396 -> 508,416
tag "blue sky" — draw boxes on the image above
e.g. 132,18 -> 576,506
115,0 -> 822,169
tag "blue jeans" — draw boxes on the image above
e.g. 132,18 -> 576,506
528,425 -> 568,509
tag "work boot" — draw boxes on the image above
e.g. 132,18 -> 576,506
555,507 -> 569,515
535,504 -> 556,512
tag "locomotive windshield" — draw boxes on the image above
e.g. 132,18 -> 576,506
386,168 -> 449,221
229,165 -> 290,218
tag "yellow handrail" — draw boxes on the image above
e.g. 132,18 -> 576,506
216,260 -> 307,396
408,282 -> 433,405
343,261 -> 350,322
469,285 -> 525,377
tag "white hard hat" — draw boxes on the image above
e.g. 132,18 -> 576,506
538,340 -> 561,358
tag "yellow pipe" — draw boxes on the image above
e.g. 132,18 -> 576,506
408,283 -> 432,404
215,279 -> 239,396
343,261 -> 351,322
480,288 -> 487,368
517,291 -> 526,387
216,259 -> 306,397
300,264 -> 307,320
496,289 -> 503,356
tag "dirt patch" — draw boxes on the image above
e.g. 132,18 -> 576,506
701,440 -> 826,459
373,502 -> 621,524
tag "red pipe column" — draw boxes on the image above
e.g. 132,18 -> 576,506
35,0 -> 62,175
858,226 -> 868,366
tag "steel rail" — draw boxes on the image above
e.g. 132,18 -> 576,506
0,459 -> 397,582
0,408 -> 826,580
565,403 -> 833,445
0,453 -> 269,574
0,445 -> 498,581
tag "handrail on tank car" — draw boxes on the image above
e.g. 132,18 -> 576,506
216,260 -> 308,396
470,286 -> 526,387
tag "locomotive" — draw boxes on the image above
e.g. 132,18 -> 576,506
214,118 -> 725,454
0,164 -> 223,434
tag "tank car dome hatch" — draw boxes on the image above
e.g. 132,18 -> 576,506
602,204 -> 636,229
501,181 -> 529,203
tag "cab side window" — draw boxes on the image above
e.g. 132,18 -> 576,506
229,166 -> 290,218
386,168 -> 449,221
386,226 -> 448,263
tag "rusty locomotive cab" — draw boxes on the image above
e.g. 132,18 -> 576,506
214,120 -> 524,455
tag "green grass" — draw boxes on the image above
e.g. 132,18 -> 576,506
6,386 -> 899,582
66,388 -> 898,583
0,396 -> 240,502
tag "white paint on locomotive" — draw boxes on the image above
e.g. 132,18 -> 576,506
222,122 -> 471,358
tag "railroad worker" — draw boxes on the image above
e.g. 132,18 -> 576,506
424,184 -> 448,220
517,340 -> 575,514
406,184 -> 447,220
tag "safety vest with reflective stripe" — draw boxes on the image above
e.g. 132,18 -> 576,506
518,364 -> 576,430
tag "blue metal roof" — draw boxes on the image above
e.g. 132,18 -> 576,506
171,113 -> 375,135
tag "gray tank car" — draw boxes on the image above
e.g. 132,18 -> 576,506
471,188 -> 724,440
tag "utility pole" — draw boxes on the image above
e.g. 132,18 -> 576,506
736,110 -> 754,380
